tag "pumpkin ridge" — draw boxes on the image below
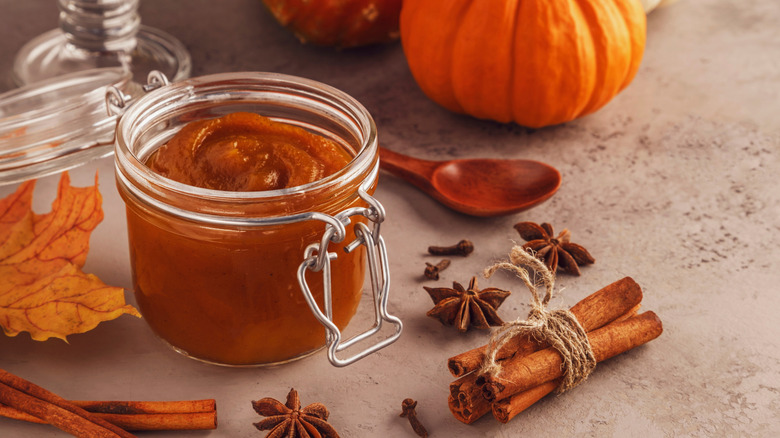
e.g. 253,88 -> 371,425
401,0 -> 471,114
450,0 -> 482,116
562,0 -> 599,122
612,0 -> 646,91
507,0 -> 522,125
573,0 -> 621,117
514,0 -> 592,127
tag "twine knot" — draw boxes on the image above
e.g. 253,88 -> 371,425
481,246 -> 596,393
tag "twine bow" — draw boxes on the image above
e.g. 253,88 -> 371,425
481,246 -> 596,393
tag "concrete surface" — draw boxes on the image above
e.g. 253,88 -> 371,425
1,1 -> 778,437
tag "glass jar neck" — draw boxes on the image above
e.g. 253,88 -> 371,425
58,0 -> 140,52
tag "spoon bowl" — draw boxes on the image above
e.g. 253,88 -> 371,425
378,147 -> 561,217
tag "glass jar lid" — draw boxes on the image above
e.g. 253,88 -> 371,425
0,67 -> 131,185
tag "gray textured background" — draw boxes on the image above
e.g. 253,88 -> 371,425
1,1 -> 778,437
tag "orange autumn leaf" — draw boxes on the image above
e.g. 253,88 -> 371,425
0,172 -> 140,341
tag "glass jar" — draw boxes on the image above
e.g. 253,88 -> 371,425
0,67 -> 130,185
113,72 -> 402,367
13,0 -> 191,86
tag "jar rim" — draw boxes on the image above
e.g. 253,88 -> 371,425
114,71 -> 378,211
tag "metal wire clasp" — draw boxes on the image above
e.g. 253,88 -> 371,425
297,188 -> 403,367
106,70 -> 170,117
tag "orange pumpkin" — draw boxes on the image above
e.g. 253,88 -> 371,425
263,0 -> 403,48
400,0 -> 647,128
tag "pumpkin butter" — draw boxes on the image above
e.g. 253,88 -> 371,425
146,112 -> 352,191
127,112 -> 368,365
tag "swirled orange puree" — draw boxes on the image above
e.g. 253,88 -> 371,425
146,112 -> 351,191
126,112 -> 369,365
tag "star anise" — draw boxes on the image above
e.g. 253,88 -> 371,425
252,388 -> 339,438
424,277 -> 510,332
514,222 -> 595,276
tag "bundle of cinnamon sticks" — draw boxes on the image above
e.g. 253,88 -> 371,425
447,277 -> 663,424
0,368 -> 217,436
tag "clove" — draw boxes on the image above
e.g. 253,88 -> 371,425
424,259 -> 451,280
427,239 -> 474,257
400,398 -> 428,438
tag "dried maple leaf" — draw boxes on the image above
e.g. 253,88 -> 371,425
0,172 -> 140,341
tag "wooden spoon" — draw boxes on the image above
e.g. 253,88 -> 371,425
378,147 -> 561,217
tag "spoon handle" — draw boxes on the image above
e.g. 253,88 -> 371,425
378,147 -> 439,187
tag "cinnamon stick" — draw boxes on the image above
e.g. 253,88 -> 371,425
448,375 -> 492,424
481,311 -> 663,403
447,277 -> 643,377
0,369 -> 135,438
492,380 -> 560,424
72,399 -> 215,415
490,306 -> 651,424
0,399 -> 217,431
447,303 -> 641,424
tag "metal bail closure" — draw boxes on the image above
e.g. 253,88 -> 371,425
106,70 -> 170,117
297,191 -> 403,367
105,85 -> 130,117
143,70 -> 171,92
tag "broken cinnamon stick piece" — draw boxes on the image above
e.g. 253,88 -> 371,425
447,277 -> 643,377
0,372 -> 135,438
481,311 -> 663,403
72,399 -> 216,415
0,369 -> 217,433
0,405 -> 218,431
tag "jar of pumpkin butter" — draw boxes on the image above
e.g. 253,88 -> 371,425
112,72 -> 402,367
